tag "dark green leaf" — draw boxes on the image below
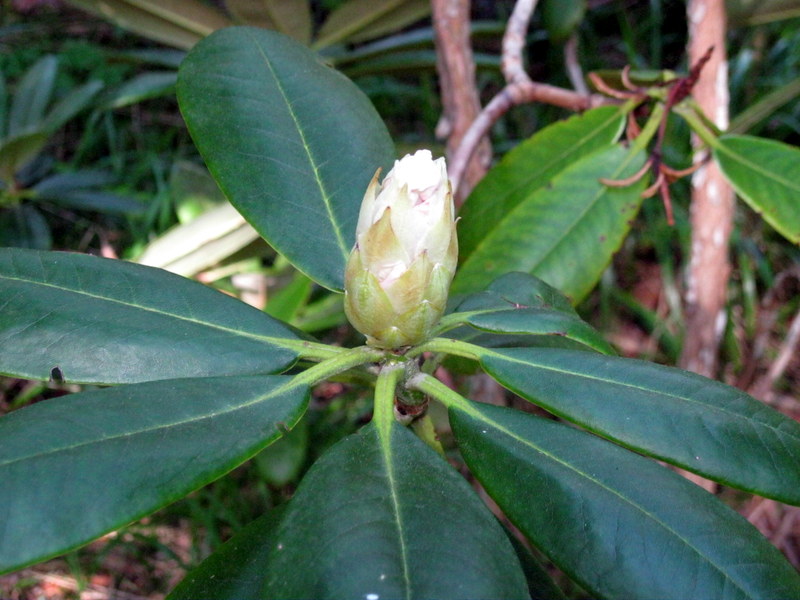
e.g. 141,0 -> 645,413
178,27 -> 395,291
457,105 -> 626,264
542,0 -> 586,41
444,273 -> 615,354
254,416 -> 308,486
0,205 -> 51,249
450,402 -> 800,599
261,422 -> 529,599
479,347 -> 800,505
32,169 -> 117,195
454,144 -> 648,302
0,375 -> 309,574
0,248 -> 301,384
0,72 -> 7,139
714,134 -> 800,243
36,190 -> 145,214
7,55 -> 57,137
41,80 -> 103,132
169,507 -> 286,600
504,525 -> 567,600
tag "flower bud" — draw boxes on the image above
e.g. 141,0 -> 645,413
344,150 -> 457,348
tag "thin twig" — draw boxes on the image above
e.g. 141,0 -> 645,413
565,33 -> 589,95
449,0 -> 608,194
750,304 -> 800,402
502,0 -> 538,84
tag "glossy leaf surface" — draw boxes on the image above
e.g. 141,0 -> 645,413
457,105 -> 625,264
453,144 -> 647,302
178,27 -> 395,291
450,402 -> 800,599
479,346 -> 800,505
0,375 -> 309,574
443,272 -> 615,354
260,422 -> 529,599
714,134 -> 800,243
0,249 -> 300,384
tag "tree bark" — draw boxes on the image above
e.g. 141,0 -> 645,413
432,0 -> 491,203
680,0 -> 734,379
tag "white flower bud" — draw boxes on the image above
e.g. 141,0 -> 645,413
344,150 -> 457,348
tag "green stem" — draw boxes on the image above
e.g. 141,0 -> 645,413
432,310 -> 484,335
373,361 -> 405,436
270,337 -> 351,361
673,103 -> 721,149
279,345 -> 385,392
407,337 -> 486,361
628,101 -> 665,155
406,372 -> 471,412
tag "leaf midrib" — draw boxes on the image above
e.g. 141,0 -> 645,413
461,107 -> 624,262
0,271 -> 294,347
246,29 -> 349,263
455,403 -> 755,598
376,426 -> 413,599
0,384 -> 297,469
717,138 -> 800,194
484,349 -> 800,443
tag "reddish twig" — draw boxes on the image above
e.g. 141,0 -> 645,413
449,0 -> 608,194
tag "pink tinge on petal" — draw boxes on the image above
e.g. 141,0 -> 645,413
375,260 -> 408,289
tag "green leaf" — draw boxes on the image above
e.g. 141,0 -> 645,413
504,525 -> 568,600
0,205 -> 51,249
178,27 -> 395,291
457,105 -> 626,265
66,0 -> 231,50
542,0 -> 586,41
347,0 -> 431,45
260,422 -> 529,599
99,72 -> 176,109
7,55 -> 57,137
315,0 -> 429,48
35,190 -> 145,213
0,375 -> 309,574
169,507 -> 287,600
450,401 -> 800,599
453,144 -> 648,302
264,270 -> 313,324
0,132 -> 48,185
443,272 -> 615,354
479,347 -> 800,505
0,248 -> 301,384
714,134 -> 800,243
41,79 -> 103,132
0,72 -> 8,139
32,169 -> 117,195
